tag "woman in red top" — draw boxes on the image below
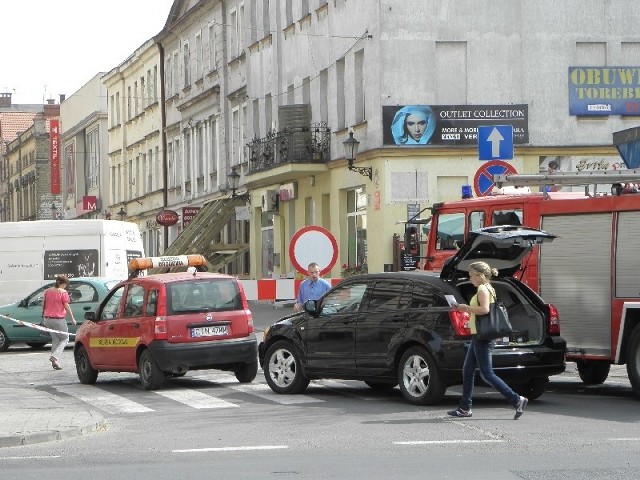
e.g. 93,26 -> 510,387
42,275 -> 76,370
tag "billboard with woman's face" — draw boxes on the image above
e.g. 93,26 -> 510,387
383,105 -> 529,146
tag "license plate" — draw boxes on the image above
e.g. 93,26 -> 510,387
191,325 -> 229,338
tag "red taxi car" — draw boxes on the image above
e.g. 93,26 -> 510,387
73,255 -> 258,390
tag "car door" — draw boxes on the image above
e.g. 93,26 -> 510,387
89,285 -> 126,368
355,280 -> 411,376
303,281 -> 368,375
3,284 -> 54,344
114,283 -> 147,368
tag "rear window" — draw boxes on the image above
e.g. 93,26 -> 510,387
167,279 -> 242,315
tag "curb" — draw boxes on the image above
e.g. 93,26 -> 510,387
0,418 -> 107,449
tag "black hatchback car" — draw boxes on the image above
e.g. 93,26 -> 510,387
259,226 -> 566,406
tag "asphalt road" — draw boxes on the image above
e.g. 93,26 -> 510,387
1,302 -> 639,479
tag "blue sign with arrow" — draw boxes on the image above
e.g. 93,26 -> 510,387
478,125 -> 514,160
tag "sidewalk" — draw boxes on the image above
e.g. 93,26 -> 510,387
0,348 -> 106,448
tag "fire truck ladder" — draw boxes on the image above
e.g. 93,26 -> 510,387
494,169 -> 640,196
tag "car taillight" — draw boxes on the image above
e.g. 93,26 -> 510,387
246,310 -> 254,334
154,317 -> 168,340
449,310 -> 471,336
546,303 -> 560,335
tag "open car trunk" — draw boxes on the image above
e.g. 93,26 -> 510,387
456,279 -> 545,346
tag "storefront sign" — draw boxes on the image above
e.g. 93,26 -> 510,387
50,119 -> 60,194
382,105 -> 528,146
182,207 -> 201,228
569,67 -> 640,116
156,209 -> 179,226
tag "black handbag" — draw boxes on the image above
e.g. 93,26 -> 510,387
475,289 -> 513,341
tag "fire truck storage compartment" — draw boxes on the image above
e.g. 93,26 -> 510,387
456,280 -> 544,344
615,211 -> 640,298
540,214 -> 612,357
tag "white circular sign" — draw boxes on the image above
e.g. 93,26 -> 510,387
289,226 -> 338,275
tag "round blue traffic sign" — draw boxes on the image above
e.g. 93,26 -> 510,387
473,160 -> 518,196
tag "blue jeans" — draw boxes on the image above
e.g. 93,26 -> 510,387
459,337 -> 520,411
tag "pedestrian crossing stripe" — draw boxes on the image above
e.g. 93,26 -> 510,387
52,375 -> 399,415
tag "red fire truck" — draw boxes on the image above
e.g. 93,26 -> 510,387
420,169 -> 640,399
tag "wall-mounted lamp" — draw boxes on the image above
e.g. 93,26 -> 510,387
227,166 -> 249,199
51,203 -> 59,220
343,130 -> 372,180
117,207 -> 127,221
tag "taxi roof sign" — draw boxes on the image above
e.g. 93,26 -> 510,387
129,254 -> 207,272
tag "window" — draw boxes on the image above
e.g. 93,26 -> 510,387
208,23 -> 217,71
492,210 -> 522,226
469,211 -> 485,233
140,76 -> 146,109
115,92 -> 120,125
263,0 -> 270,37
230,8 -> 238,58
145,289 -> 159,316
354,49 -> 365,123
319,68 -> 328,123
336,58 -> 345,130
166,56 -> 173,96
365,281 -> 408,311
435,212 -> 464,251
195,32 -> 203,80
320,283 -> 367,315
124,284 -> 145,318
183,42 -> 191,87
147,149 -> 153,193
134,81 -> 139,116
101,287 -> 125,320
196,123 -> 204,179
346,187 -> 367,267
127,86 -> 132,119
410,283 -> 448,309
86,128 -> 99,189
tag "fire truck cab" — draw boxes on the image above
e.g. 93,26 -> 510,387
422,169 -> 640,400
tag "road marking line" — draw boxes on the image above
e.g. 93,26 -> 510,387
315,379 -> 388,400
607,438 -> 640,441
394,440 -> 505,445
154,389 -> 238,409
1,456 -> 61,460
173,445 -> 289,453
54,384 -> 154,413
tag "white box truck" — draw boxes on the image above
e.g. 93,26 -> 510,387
0,219 -> 144,305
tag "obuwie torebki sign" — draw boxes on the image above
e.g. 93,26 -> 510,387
568,67 -> 640,116
382,105 -> 528,146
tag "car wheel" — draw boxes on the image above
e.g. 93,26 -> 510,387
139,350 -> 164,390
0,328 -> 9,352
234,360 -> 258,383
397,346 -> 446,405
577,360 -> 611,385
263,340 -> 310,394
26,343 -> 48,350
513,377 -> 547,401
626,325 -> 640,399
75,345 -> 98,385
364,381 -> 397,392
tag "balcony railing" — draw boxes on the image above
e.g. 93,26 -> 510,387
247,122 -> 330,174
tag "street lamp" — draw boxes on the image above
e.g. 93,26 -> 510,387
117,207 -> 127,221
227,166 -> 249,198
343,130 -> 372,180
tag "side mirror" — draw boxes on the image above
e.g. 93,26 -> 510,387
304,299 -> 320,316
84,311 -> 97,321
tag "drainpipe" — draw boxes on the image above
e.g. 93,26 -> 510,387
158,42 -> 169,251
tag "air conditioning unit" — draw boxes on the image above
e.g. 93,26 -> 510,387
261,190 -> 279,213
